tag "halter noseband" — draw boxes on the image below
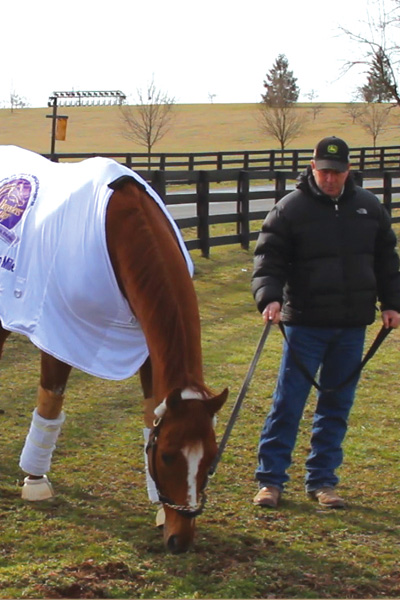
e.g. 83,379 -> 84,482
146,416 -> 208,518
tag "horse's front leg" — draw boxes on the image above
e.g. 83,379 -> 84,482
20,352 -> 72,501
139,356 -> 161,510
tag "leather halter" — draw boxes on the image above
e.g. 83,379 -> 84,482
146,416 -> 208,518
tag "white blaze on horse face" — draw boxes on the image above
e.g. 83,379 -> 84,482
181,388 -> 209,401
181,442 -> 204,508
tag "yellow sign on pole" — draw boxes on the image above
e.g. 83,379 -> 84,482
55,116 -> 68,141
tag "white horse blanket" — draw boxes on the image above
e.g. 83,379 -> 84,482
0,145 -> 193,380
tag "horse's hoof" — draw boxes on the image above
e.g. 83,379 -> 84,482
156,506 -> 165,528
21,475 -> 54,501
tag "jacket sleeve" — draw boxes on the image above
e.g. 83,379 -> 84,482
375,205 -> 400,312
251,204 -> 292,314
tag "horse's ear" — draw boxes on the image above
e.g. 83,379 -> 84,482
165,388 -> 182,411
205,388 -> 229,417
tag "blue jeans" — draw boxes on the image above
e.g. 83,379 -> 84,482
256,325 -> 366,493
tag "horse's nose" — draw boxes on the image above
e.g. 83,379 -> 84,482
166,534 -> 190,554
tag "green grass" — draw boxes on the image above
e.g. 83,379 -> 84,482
1,242 -> 400,598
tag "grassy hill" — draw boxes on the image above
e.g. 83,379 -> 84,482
1,103 -> 399,156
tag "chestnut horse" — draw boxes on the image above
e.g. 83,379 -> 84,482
0,147 -> 227,554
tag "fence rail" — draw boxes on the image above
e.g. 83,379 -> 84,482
44,145 -> 400,172
142,168 -> 400,257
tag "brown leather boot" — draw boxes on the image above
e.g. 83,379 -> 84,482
309,487 -> 346,508
253,485 -> 281,508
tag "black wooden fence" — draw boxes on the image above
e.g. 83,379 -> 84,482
140,168 -> 400,258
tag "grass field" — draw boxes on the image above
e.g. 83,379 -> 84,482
0,242 -> 399,599
1,102 -> 400,156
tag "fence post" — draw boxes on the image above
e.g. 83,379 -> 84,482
151,170 -> 166,201
237,170 -> 250,250
383,171 -> 392,216
293,150 -> 299,173
275,171 -> 287,204
359,148 -> 366,170
270,151 -> 275,171
197,171 -> 210,258
379,148 -> 385,171
352,171 -> 363,187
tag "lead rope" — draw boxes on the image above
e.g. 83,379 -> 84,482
208,320 -> 273,477
278,322 -> 392,393
209,320 -> 392,478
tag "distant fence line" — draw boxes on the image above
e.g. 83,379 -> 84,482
45,145 -> 400,172
43,151 -> 400,257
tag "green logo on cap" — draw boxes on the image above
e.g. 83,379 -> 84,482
327,144 -> 338,154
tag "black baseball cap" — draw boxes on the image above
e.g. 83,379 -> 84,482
313,136 -> 350,172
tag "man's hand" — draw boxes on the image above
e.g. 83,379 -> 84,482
262,301 -> 281,324
382,310 -> 400,329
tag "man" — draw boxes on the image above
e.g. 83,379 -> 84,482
251,136 -> 400,509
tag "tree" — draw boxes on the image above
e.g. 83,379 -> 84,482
256,104 -> 304,153
262,54 -> 299,106
358,47 -> 394,101
340,0 -> 400,105
120,78 -> 176,163
306,90 -> 324,120
258,55 -> 303,154
9,90 -> 29,113
356,102 -> 391,147
343,102 -> 365,124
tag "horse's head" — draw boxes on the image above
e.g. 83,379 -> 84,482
146,387 -> 228,553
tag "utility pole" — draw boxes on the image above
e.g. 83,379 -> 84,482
46,90 -> 126,160
46,95 -> 68,161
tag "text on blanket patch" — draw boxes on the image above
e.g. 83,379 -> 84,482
0,175 -> 38,231
0,256 -> 15,272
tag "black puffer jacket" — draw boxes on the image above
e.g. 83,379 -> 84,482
252,168 -> 400,327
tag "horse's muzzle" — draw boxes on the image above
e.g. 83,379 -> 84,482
166,534 -> 192,554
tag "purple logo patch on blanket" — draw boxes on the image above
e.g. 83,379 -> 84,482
0,175 -> 38,244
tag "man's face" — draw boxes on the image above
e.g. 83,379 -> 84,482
311,160 -> 350,199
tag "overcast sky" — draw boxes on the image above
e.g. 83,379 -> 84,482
1,0 -> 381,107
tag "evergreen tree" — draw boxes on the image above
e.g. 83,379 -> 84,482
358,47 -> 394,102
262,54 -> 299,107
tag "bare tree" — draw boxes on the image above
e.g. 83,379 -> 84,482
306,90 -> 324,120
356,102 -> 392,147
9,90 -> 29,113
120,78 -> 176,163
256,104 -> 305,154
343,102 -> 365,124
340,0 -> 400,105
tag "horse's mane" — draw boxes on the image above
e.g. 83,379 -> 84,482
106,181 -> 208,399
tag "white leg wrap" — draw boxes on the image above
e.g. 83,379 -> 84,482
143,427 -> 159,503
19,408 -> 65,476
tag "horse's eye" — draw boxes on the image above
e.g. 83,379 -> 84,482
161,453 -> 175,465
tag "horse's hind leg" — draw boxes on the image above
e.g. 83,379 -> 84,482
0,322 -> 11,359
0,324 -> 11,415
20,352 -> 72,501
